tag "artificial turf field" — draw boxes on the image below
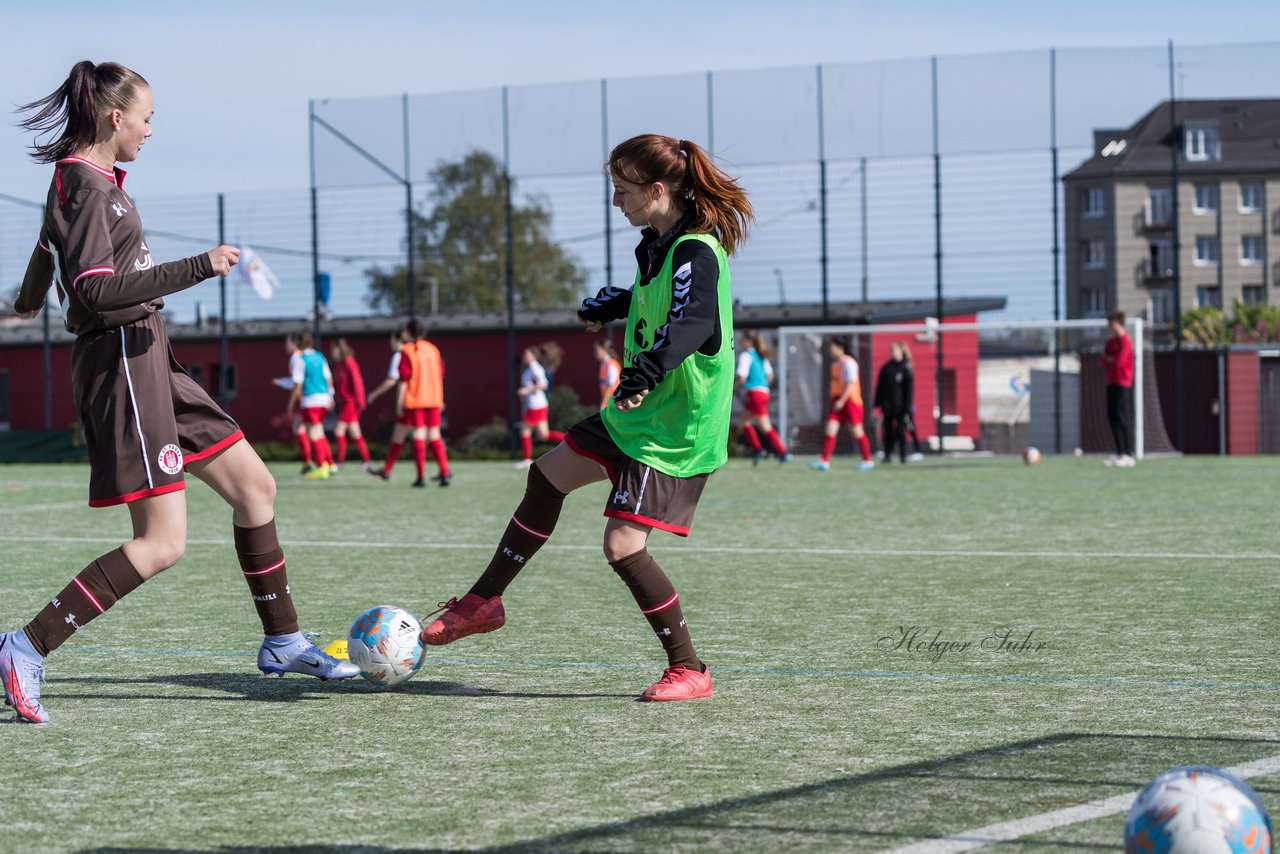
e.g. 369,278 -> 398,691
1,454 -> 1276,852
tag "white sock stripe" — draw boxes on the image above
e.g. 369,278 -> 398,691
72,576 -> 106,614
511,516 -> 550,540
242,558 -> 286,576
641,592 -> 679,615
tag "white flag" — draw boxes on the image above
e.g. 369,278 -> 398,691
237,245 -> 279,300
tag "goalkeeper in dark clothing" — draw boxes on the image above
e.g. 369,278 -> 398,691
874,341 -> 915,464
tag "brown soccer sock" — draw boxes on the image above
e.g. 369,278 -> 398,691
23,548 -> 145,657
609,549 -> 701,670
469,464 -> 567,600
234,519 -> 299,636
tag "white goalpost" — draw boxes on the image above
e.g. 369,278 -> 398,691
774,317 -> 1169,460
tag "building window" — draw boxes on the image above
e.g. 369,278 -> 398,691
1149,240 -> 1174,277
1194,236 -> 1219,267
1241,235 -> 1264,267
1196,286 -> 1222,309
1243,285 -> 1266,304
1080,187 -> 1104,218
1082,288 -> 1107,317
1193,183 -> 1218,214
1149,288 -> 1175,325
1184,123 -> 1221,162
1146,187 -> 1171,226
1081,239 -> 1106,270
1240,183 -> 1264,213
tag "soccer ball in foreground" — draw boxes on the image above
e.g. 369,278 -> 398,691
348,605 -> 425,687
1124,765 -> 1272,854
1022,447 -> 1042,465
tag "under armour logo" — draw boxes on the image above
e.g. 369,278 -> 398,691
65,613 -> 82,631
658,628 -> 672,636
285,584 -> 291,595
613,490 -> 630,504
111,202 -> 126,217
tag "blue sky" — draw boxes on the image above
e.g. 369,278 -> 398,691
1,0 -> 1275,200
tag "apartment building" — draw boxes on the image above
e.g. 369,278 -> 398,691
1064,99 -> 1280,324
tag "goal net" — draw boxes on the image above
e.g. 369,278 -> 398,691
770,318 -> 1174,460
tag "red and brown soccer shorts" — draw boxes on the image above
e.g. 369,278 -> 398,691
397,407 -> 441,428
72,312 -> 242,507
563,412 -> 709,537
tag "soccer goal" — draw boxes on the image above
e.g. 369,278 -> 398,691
774,317 -> 1174,460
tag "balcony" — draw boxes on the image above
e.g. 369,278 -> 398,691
1136,258 -> 1175,287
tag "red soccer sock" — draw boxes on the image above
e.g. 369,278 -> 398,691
336,435 -> 348,463
547,430 -> 566,444
355,437 -> 371,463
412,439 -> 427,479
296,431 -> 313,464
742,423 -> 762,452
313,437 -> 334,467
520,434 -> 533,461
429,438 -> 450,477
821,434 -> 837,463
766,429 -> 788,456
384,442 -> 404,475
858,434 -> 872,462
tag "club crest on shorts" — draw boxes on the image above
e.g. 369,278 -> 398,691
158,443 -> 184,475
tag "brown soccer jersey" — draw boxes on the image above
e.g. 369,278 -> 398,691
14,156 -> 213,334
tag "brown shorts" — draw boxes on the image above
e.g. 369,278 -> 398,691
72,312 -> 242,507
564,412 -> 709,537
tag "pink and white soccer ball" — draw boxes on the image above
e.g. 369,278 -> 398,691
1124,765 -> 1272,853
1022,447 -> 1042,465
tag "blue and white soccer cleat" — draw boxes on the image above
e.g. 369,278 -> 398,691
0,630 -> 49,724
856,460 -> 876,472
257,632 -> 360,681
809,460 -> 830,472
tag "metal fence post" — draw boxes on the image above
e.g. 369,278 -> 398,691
503,86 -> 518,458
931,56 -> 945,434
1050,48 -> 1062,454
218,192 -> 230,412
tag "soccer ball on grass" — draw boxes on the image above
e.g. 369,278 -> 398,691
1022,447 -> 1042,465
348,605 -> 425,688
1124,765 -> 1271,853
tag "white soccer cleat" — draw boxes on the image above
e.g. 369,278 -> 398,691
0,630 -> 48,724
257,632 -> 360,680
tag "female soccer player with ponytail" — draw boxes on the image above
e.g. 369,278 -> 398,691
0,61 -> 356,724
421,134 -> 751,702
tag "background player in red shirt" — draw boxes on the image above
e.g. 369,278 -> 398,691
329,338 -> 371,470
811,337 -> 874,472
0,61 -> 356,723
1101,310 -> 1136,467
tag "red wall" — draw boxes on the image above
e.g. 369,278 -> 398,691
861,316 -> 980,440
1225,351 -> 1259,455
0,326 -> 620,443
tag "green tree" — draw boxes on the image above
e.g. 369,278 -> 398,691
365,150 -> 587,315
1180,306 -> 1228,346
1230,300 -> 1280,344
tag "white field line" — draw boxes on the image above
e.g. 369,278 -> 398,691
882,752 -> 1280,853
0,534 -> 1275,562
0,502 -> 86,514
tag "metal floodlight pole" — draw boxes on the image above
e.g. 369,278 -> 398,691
503,86 -> 518,458
817,63 -> 830,323
308,100 -> 321,344
403,92 -> 415,320
217,192 -> 230,412
1050,48 -> 1063,454
1168,39 -> 1184,452
602,78 -> 613,294
860,156 -> 869,304
931,56 -> 945,434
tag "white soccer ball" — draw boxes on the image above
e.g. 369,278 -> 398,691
1022,447 -> 1041,465
1124,765 -> 1272,854
348,605 -> 425,688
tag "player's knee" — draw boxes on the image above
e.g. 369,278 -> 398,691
602,530 -> 639,563
138,536 -> 186,573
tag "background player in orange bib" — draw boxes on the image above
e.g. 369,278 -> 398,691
811,336 -> 874,472
595,338 -> 621,410
370,319 -> 451,487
